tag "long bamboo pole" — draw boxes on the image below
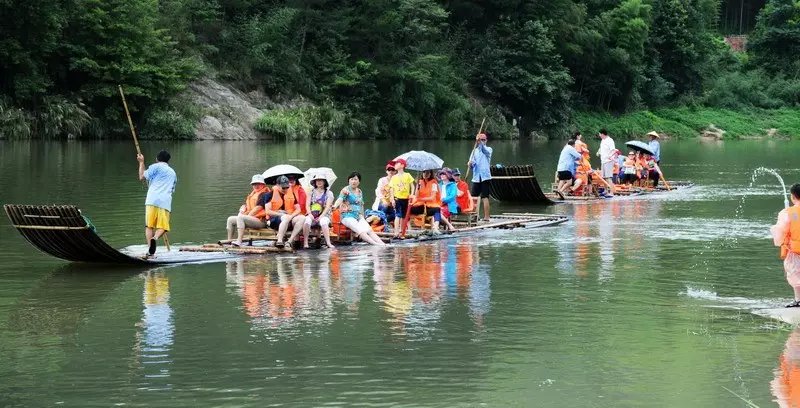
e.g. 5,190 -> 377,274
464,118 -> 486,181
119,85 -> 170,251
118,85 -> 141,155
653,162 -> 672,190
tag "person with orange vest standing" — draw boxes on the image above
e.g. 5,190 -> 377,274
226,174 -> 270,246
264,175 -> 305,248
772,184 -> 800,307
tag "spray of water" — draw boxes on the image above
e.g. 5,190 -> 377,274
753,167 -> 789,208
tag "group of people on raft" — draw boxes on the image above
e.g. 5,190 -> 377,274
225,159 -> 480,249
556,129 -> 662,197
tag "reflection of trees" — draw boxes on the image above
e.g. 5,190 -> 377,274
772,327 -> 800,407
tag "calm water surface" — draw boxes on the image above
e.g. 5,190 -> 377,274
1,139 -> 799,407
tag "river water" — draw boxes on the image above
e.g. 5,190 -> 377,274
0,139 -> 798,406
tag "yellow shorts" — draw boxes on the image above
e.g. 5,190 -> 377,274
145,205 -> 171,231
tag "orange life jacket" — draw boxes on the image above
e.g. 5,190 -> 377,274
244,187 -> 267,220
575,140 -> 590,158
782,206 -> 800,259
269,186 -> 296,212
455,180 -> 471,210
412,179 -> 441,208
291,184 -> 308,214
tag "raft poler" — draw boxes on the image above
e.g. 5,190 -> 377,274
771,184 -> 800,307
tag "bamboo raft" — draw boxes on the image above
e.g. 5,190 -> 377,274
4,204 -> 568,264
543,180 -> 695,202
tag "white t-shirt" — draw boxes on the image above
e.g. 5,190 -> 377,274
598,137 -> 616,164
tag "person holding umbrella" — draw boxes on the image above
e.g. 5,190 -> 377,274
303,174 -> 335,249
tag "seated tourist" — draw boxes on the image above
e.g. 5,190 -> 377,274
373,162 -> 397,224
453,168 -> 472,213
438,168 -> 457,231
622,151 -> 638,185
263,175 -> 305,248
226,174 -> 269,246
409,170 -> 442,234
333,172 -> 386,246
302,174 -> 335,249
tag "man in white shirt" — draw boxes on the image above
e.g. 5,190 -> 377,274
595,129 -> 616,196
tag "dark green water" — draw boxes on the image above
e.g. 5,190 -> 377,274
1,139 -> 798,407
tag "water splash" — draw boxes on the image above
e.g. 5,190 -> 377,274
753,167 -> 789,208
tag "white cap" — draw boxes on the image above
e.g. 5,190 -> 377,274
250,174 -> 265,185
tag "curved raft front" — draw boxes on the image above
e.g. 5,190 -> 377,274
4,204 -> 235,265
488,165 -> 555,204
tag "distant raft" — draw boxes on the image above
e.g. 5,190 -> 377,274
488,165 -> 555,204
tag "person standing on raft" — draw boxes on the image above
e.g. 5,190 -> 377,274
467,132 -> 493,222
137,150 -> 177,257
596,129 -> 616,196
771,184 -> 800,307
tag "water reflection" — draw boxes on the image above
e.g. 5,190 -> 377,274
224,241 -> 491,339
772,328 -> 800,406
556,199 -> 663,280
134,271 -> 174,389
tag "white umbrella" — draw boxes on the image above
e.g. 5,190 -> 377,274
262,164 -> 304,185
394,150 -> 444,171
301,167 -> 337,191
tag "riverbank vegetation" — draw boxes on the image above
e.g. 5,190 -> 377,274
1,0 -> 798,140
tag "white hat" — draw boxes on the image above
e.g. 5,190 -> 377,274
250,174 -> 265,185
646,131 -> 660,139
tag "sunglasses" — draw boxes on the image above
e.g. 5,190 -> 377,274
479,138 -> 487,142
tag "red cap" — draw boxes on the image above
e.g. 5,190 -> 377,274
385,161 -> 396,171
394,158 -> 407,168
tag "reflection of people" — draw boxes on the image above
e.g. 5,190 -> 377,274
138,272 -> 174,383
772,328 -> 800,407
137,150 -> 177,257
771,184 -> 800,307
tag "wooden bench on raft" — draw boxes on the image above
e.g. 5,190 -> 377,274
448,197 -> 480,227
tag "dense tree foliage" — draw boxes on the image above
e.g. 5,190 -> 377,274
0,0 -> 798,139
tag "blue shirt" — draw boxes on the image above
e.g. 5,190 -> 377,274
143,162 -> 177,212
469,143 -> 493,183
337,187 -> 364,219
557,145 -> 581,174
649,140 -> 661,161
439,181 -> 458,214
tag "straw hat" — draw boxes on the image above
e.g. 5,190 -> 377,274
646,131 -> 660,139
